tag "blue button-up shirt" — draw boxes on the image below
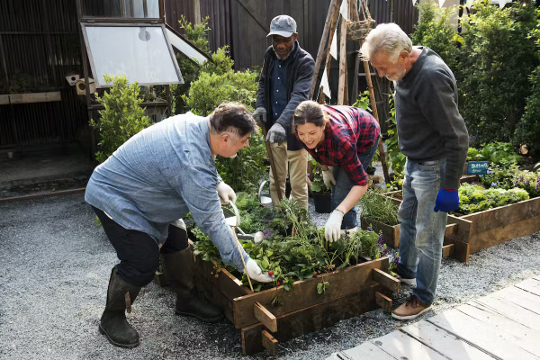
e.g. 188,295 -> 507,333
270,56 -> 289,123
85,113 -> 249,270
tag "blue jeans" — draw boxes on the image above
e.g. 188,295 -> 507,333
397,159 -> 448,305
331,137 -> 380,229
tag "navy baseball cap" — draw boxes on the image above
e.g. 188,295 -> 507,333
267,15 -> 297,38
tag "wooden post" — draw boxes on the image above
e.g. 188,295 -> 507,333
310,0 -> 343,99
337,3 -> 348,105
351,1 -> 391,185
191,0 -> 201,25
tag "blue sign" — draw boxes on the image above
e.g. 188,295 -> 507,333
468,161 -> 489,175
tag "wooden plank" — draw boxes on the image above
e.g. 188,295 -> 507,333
400,320 -> 496,360
444,235 -> 470,263
370,331 -> 447,360
461,197 -> 540,235
193,269 -> 235,323
372,268 -> 400,293
427,309 -> 540,360
337,3 -> 348,105
341,341 -> 398,359
242,284 -> 381,355
9,91 -> 61,104
442,244 -> 455,258
515,278 -> 540,297
232,257 -> 388,329
472,297 -> 540,331
375,291 -> 392,312
193,257 -> 250,301
534,276 -> 540,282
254,302 -> 277,333
261,330 -> 278,355
456,303 -> 540,356
360,218 -> 399,248
468,215 -> 540,254
0,94 -> 9,105
493,287 -> 540,315
446,215 -> 473,242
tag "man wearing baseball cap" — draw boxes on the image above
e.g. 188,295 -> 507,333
252,15 -> 315,210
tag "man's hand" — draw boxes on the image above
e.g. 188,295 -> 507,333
325,209 -> 345,242
266,123 -> 287,145
434,188 -> 459,213
252,107 -> 267,128
244,258 -> 274,282
217,182 -> 236,205
322,167 -> 336,187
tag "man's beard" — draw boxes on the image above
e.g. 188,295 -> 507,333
274,47 -> 291,60
385,66 -> 407,81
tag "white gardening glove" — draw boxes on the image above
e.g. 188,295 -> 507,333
244,258 -> 274,282
325,209 -> 345,242
322,167 -> 336,187
217,181 -> 237,205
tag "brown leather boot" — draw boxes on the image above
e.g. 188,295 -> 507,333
161,247 -> 223,323
99,267 -> 141,348
392,295 -> 431,321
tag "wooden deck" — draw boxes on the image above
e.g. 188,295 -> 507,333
327,276 -> 540,360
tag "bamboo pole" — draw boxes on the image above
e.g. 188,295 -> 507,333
310,0 -> 343,99
231,227 -> 254,292
351,1 -> 391,185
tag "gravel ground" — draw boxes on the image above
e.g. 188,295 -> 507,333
1,193 -> 539,360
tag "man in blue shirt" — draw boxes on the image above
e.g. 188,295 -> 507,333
85,103 -> 273,348
253,15 -> 315,210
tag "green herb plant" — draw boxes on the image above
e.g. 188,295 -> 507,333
467,142 -> 521,168
310,159 -> 331,194
458,183 -> 529,215
359,188 -> 399,226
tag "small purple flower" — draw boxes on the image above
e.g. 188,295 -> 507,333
263,229 -> 272,239
526,181 -> 530,187
487,170 -> 494,174
367,226 -> 373,232
381,248 -> 389,256
394,256 -> 400,266
491,182 -> 497,188
519,176 -> 525,182
377,235 -> 384,245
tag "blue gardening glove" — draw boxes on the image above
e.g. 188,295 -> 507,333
434,188 -> 459,213
266,123 -> 287,145
252,107 -> 267,127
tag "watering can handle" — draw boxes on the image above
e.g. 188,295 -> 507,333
229,201 -> 241,227
258,180 -> 268,204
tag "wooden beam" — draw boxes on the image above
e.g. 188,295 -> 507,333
191,0 -> 201,25
254,302 -> 277,333
442,244 -> 455,258
375,291 -> 392,312
337,3 -> 348,105
0,94 -> 9,105
372,268 -> 400,293
261,330 -> 278,355
310,0 -> 343,98
9,92 -> 61,104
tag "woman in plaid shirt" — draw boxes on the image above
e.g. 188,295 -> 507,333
293,101 -> 380,242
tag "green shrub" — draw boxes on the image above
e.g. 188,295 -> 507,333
458,1 -> 539,144
411,1 -> 460,72
515,66 -> 540,158
466,141 -> 521,167
512,169 -> 540,198
458,183 -> 529,214
90,75 -> 151,163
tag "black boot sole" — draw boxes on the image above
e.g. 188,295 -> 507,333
99,324 -> 140,349
175,310 -> 223,323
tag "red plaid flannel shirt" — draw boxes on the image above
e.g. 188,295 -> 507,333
298,105 -> 380,186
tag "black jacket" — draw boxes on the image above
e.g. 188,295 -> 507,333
256,42 -> 315,151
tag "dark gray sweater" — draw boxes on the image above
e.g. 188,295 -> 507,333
395,47 -> 468,189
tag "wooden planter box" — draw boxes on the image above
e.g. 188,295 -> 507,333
192,255 -> 400,356
384,191 -> 540,263
360,217 -> 459,250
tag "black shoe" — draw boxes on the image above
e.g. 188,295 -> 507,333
161,245 -> 223,323
99,267 -> 141,348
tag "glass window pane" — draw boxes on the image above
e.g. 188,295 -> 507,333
84,25 -> 182,86
132,0 -> 144,18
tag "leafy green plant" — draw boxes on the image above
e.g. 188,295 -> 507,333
466,142 -> 521,167
478,164 -> 518,190
90,75 -> 151,163
359,188 -> 399,226
458,1 -> 540,144
512,169 -> 540,198
191,198 -> 387,295
515,66 -> 540,158
458,183 -> 529,215
411,1 -> 460,72
310,159 -> 331,194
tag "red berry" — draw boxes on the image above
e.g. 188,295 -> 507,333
215,274 -> 219,279
313,272 -> 317,278
268,270 -> 274,276
276,281 -> 281,286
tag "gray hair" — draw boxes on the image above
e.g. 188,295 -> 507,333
360,23 -> 412,63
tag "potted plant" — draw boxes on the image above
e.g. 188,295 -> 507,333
310,160 -> 332,213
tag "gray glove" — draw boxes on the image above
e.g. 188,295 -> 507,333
252,107 -> 267,127
266,123 -> 287,145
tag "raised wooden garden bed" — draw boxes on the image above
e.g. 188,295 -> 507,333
192,253 -> 400,356
384,191 -> 540,263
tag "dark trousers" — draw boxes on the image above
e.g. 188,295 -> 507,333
93,206 -> 188,287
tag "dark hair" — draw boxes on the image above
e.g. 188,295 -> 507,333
209,102 -> 257,137
293,101 -> 328,128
